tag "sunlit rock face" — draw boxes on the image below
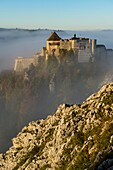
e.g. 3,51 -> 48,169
0,83 -> 113,170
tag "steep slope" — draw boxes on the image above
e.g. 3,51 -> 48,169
0,83 -> 113,170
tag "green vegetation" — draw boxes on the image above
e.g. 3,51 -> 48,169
0,50 -> 109,154
13,128 -> 54,169
60,104 -> 113,170
40,164 -> 51,170
13,145 -> 44,170
1,75 -> 113,169
103,92 -> 113,105
61,131 -> 84,169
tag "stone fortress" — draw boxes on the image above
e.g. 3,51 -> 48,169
14,32 -> 113,72
46,32 -> 96,62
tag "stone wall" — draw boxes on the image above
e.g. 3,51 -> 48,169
14,33 -> 97,72
14,57 -> 36,72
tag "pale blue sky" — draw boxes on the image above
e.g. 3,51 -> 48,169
0,0 -> 113,30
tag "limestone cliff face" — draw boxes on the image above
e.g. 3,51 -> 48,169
0,83 -> 113,170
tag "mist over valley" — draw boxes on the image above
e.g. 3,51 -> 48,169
0,28 -> 113,70
0,28 -> 113,154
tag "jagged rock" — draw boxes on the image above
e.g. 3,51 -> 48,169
0,83 -> 113,169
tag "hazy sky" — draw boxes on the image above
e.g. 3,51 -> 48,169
0,0 -> 113,30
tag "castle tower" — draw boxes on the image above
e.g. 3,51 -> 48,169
46,32 -> 61,58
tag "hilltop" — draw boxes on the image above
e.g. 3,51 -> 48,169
0,83 -> 113,169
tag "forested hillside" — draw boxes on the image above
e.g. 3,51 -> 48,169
0,54 -> 107,152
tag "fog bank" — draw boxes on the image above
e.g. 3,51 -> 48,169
0,28 -> 113,153
0,29 -> 113,71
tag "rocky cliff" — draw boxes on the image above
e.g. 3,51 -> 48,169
0,83 -> 113,170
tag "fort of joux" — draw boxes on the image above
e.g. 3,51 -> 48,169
14,32 -> 113,72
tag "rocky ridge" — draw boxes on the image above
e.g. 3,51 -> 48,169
0,83 -> 113,169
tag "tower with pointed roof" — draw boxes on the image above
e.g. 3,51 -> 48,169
45,31 -> 96,62
46,32 -> 62,58
14,32 -> 97,72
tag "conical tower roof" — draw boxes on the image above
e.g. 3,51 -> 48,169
47,32 -> 61,41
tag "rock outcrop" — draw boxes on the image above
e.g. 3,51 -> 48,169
1,83 -> 113,170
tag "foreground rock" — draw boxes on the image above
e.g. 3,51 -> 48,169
0,83 -> 113,170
